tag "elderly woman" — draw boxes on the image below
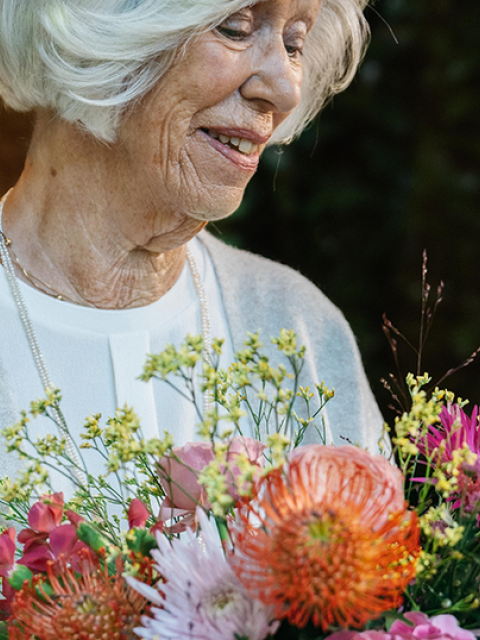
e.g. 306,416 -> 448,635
0,0 -> 384,484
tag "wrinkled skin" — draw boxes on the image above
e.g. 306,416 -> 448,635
3,0 -> 322,308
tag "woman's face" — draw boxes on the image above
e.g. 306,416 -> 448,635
119,0 -> 322,225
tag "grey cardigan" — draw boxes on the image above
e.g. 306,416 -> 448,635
0,231 -> 385,482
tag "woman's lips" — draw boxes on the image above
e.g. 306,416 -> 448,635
199,129 -> 260,172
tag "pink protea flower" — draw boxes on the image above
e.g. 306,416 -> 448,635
129,508 -> 278,640
327,611 -> 476,640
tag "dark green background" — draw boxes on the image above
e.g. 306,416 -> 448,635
209,0 -> 480,419
1,0 -> 479,420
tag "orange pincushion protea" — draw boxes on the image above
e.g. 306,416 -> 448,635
229,445 -> 420,631
8,552 -> 152,640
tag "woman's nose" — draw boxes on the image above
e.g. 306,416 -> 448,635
240,36 -> 302,115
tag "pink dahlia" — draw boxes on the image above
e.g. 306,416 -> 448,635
129,508 -> 277,640
327,611 -> 476,640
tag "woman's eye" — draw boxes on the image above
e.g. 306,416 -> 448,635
284,42 -> 303,59
216,25 -> 250,40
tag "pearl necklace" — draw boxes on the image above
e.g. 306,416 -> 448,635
0,190 -> 212,485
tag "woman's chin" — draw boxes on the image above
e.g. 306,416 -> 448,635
186,195 -> 244,223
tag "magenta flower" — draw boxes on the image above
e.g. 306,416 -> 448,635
17,493 -> 94,573
391,612 -> 476,639
420,404 -> 480,463
18,523 -> 91,573
418,404 -> 480,512
327,612 -> 476,640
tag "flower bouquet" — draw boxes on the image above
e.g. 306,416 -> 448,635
0,328 -> 479,640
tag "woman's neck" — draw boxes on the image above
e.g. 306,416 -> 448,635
1,115 -> 206,309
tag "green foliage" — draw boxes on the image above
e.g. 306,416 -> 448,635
125,527 -> 157,557
0,330 -> 333,532
7,565 -> 32,592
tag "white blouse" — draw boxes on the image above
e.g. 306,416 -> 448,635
0,238 -> 239,488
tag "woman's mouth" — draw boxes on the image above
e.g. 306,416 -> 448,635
205,129 -> 260,155
199,128 -> 262,171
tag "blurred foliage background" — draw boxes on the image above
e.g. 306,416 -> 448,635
1,0 -> 479,419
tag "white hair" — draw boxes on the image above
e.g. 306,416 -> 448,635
0,0 -> 370,144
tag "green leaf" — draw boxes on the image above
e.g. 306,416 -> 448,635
76,521 -> 109,552
126,528 -> 157,556
0,621 -> 9,640
8,565 -> 33,591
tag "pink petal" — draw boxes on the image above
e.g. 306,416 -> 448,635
158,497 -> 195,522
18,545 -> 54,572
0,528 -> 16,578
66,510 -> 84,527
50,524 -> 79,559
69,542 -> 97,573
158,442 -> 214,510
128,499 -> 150,529
226,436 -> 266,464
28,493 -> 64,533
18,529 -> 49,554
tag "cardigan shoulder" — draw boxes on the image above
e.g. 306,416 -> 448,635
199,231 -> 385,452
198,230 -> 353,340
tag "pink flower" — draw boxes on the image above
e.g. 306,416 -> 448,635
17,493 -> 95,574
66,510 -> 84,527
222,437 -> 266,501
129,508 -> 277,640
27,493 -> 64,533
391,612 -> 476,640
159,441 -> 213,512
327,612 -> 476,640
0,527 -> 16,579
18,523 -> 91,573
0,528 -> 18,620
158,437 -> 266,531
417,404 -> 480,513
128,499 -> 151,529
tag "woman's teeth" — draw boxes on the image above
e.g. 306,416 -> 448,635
207,130 -> 259,155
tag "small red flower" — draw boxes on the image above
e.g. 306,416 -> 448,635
128,499 -> 150,529
0,528 -> 16,579
0,528 -> 17,621
27,493 -> 64,533
19,524 -> 95,573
